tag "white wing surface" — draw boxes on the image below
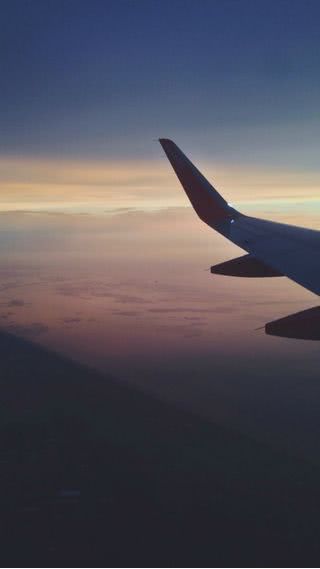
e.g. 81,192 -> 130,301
159,139 -> 320,296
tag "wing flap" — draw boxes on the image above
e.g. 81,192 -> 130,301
211,254 -> 283,277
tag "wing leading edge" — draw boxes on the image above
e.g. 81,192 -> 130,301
159,138 -> 320,296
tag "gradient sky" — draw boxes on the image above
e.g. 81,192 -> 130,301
2,0 -> 320,165
2,0 -> 320,461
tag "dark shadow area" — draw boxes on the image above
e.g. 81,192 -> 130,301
0,331 -> 320,566
266,305 -> 320,340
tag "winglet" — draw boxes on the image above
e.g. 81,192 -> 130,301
159,139 -> 234,227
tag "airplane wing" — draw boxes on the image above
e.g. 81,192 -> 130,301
159,138 -> 320,296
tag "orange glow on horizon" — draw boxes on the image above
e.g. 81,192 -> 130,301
1,155 -> 320,215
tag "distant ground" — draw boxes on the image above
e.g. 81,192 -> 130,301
0,331 -> 319,567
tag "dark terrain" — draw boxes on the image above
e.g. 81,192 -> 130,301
0,330 -> 319,566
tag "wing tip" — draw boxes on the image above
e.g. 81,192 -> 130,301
159,137 -> 234,226
159,138 -> 175,148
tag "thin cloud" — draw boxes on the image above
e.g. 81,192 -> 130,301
57,283 -> 151,305
62,317 -> 82,324
0,312 -> 13,320
7,299 -> 27,307
112,310 -> 140,317
148,307 -> 235,314
7,322 -> 49,337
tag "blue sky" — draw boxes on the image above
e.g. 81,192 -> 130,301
2,0 -> 320,166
